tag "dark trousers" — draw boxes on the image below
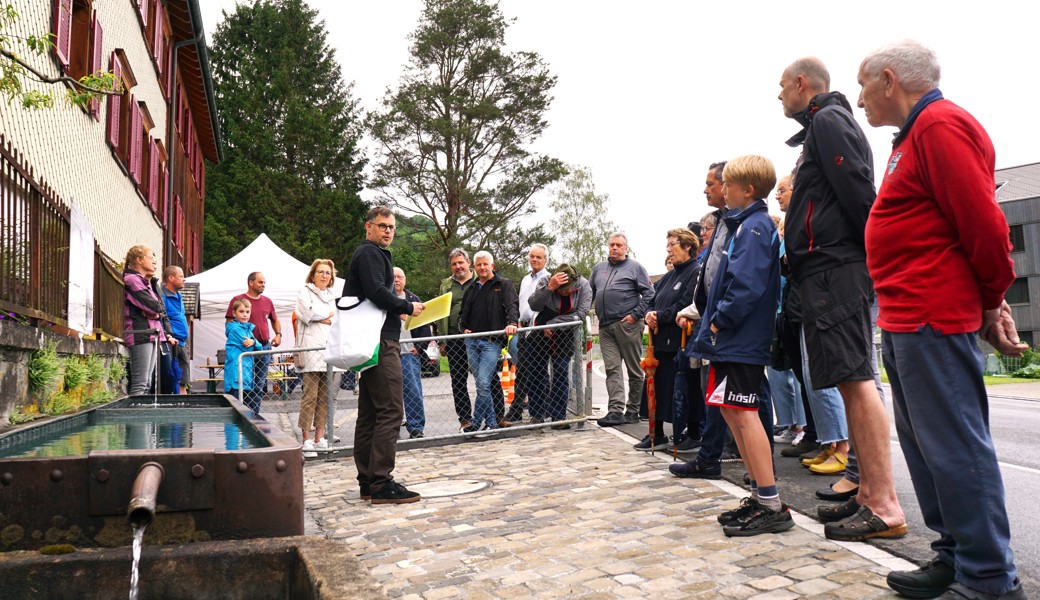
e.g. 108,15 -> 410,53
445,339 -> 472,423
885,327 -> 1017,595
506,335 -> 532,420
354,340 -> 404,493
696,369 -> 774,464
244,342 -> 271,414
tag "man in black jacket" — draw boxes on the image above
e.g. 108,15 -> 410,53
459,251 -> 519,432
344,206 -> 425,504
779,57 -> 905,540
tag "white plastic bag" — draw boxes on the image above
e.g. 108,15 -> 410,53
325,296 -> 386,372
425,340 -> 440,362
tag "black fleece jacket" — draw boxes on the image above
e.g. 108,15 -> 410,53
458,272 -> 519,338
343,240 -> 413,341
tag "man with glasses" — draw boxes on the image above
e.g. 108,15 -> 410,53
344,206 -> 425,504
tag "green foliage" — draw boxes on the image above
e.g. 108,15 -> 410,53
8,408 -> 36,425
1012,363 -> 1040,379
1,4 -> 121,110
40,544 -> 76,555
108,358 -> 127,385
44,391 -> 75,415
996,347 -> 1038,374
84,386 -> 115,405
28,341 -> 61,395
367,0 -> 565,261
62,358 -> 87,391
205,0 -> 367,269
549,166 -> 618,277
84,354 -> 106,384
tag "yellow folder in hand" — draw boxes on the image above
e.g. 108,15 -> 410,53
404,292 -> 452,330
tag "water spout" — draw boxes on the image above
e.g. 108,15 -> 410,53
127,462 -> 165,528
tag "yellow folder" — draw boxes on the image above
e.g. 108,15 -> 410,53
404,292 -> 452,330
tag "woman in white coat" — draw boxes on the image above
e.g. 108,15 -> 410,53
295,259 -> 337,452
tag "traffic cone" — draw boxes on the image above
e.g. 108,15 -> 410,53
501,359 -> 514,405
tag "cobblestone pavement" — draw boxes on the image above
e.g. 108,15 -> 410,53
300,425 -> 912,599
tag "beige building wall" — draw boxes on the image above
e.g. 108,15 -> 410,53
0,0 -> 170,265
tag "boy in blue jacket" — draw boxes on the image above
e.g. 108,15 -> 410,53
225,298 -> 257,409
690,155 -> 788,536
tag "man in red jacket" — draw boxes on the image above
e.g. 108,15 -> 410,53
858,40 -> 1028,600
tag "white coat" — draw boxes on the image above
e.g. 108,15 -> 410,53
294,283 -> 337,372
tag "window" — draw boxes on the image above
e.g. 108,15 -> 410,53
53,0 -> 103,117
1019,331 -> 1034,349
1009,224 -> 1025,253
1006,278 -> 1030,305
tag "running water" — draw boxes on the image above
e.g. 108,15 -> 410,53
129,524 -> 146,600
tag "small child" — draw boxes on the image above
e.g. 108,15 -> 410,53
690,155 -> 789,537
225,298 -> 257,410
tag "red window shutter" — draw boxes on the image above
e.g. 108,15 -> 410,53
137,0 -> 148,27
129,99 -> 142,184
173,196 -> 183,251
89,12 -> 103,118
53,0 -> 73,69
106,54 -> 122,148
192,231 -> 200,272
152,1 -> 164,68
161,166 -> 169,226
148,142 -> 160,213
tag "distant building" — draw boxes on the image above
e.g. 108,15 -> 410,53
995,163 -> 1040,349
0,0 -> 221,339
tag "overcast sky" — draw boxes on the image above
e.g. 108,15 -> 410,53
199,0 -> 1040,273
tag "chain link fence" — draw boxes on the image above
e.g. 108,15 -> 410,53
232,321 -> 590,453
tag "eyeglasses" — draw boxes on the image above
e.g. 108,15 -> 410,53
776,187 -> 792,194
315,270 -> 332,276
369,222 -> 395,232
665,241 -> 679,248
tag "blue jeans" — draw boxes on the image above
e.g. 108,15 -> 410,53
466,338 -> 502,429
401,352 -> 425,432
884,327 -> 1017,595
799,326 -> 847,444
244,343 -> 271,414
767,366 -> 804,427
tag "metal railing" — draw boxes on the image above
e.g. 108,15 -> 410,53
234,321 -> 590,453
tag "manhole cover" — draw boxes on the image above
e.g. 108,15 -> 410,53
406,479 -> 491,498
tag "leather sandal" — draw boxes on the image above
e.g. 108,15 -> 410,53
802,447 -> 834,467
809,451 -> 848,475
817,497 -> 860,522
824,506 -> 908,541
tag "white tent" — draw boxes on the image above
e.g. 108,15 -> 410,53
185,233 -> 344,383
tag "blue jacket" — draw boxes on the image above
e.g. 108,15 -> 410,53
224,320 -> 256,392
689,201 -> 779,365
161,287 -> 190,344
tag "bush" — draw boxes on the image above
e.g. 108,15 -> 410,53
28,342 -> 61,395
996,347 -> 1037,373
63,359 -> 87,392
108,358 -> 127,385
1012,363 -> 1040,379
84,354 -> 106,384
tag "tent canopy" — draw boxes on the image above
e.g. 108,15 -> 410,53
186,234 -> 344,380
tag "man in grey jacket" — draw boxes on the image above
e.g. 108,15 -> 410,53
590,233 -> 655,426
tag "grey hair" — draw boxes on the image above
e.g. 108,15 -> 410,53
529,243 -> 549,258
607,231 -> 628,245
448,247 -> 470,263
708,161 -> 727,183
473,250 -> 495,264
699,212 -> 718,228
861,40 -> 940,94
787,57 -> 830,93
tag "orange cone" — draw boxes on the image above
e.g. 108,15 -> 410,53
501,359 -> 514,405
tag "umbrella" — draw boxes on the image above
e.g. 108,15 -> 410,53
672,325 -> 691,461
640,332 -> 659,455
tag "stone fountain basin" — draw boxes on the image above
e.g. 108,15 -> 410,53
0,536 -> 387,600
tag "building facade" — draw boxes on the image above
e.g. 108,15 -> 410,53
995,163 -> 1040,349
0,0 -> 220,338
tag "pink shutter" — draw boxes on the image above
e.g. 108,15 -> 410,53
137,0 -> 148,26
173,196 -> 183,251
129,99 -> 142,184
148,142 -> 160,213
152,1 -> 164,67
161,166 -> 169,226
53,0 -> 73,69
90,12 -> 103,118
106,54 -> 122,148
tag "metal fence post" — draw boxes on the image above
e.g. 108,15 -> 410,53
326,363 -> 336,445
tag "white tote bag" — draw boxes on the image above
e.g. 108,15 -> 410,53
325,296 -> 386,372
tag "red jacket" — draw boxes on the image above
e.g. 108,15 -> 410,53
865,98 -> 1015,334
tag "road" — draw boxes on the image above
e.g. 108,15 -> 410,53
587,361 -> 1040,590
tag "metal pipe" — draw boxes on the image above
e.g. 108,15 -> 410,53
127,462 -> 165,527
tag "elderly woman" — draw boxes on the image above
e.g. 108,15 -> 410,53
123,244 -> 169,395
636,228 -> 702,451
295,259 -> 337,453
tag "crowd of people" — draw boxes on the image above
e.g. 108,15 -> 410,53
119,39 -> 1029,600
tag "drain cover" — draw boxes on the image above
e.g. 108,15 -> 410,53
406,479 -> 491,498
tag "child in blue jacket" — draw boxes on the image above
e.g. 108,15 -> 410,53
225,298 -> 257,408
690,155 -> 787,537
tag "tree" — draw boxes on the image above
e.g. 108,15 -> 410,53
0,3 -> 119,109
367,0 -> 566,266
549,166 -> 617,277
204,0 -> 367,268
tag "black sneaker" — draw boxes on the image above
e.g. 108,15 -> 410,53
781,436 -> 818,457
408,429 -> 424,439
668,458 -> 722,479
359,484 -> 371,500
886,557 -> 955,599
624,412 -> 640,424
722,504 -> 794,537
370,481 -> 421,504
673,436 -> 701,454
717,497 -> 761,525
633,434 -> 669,451
596,412 -> 627,427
